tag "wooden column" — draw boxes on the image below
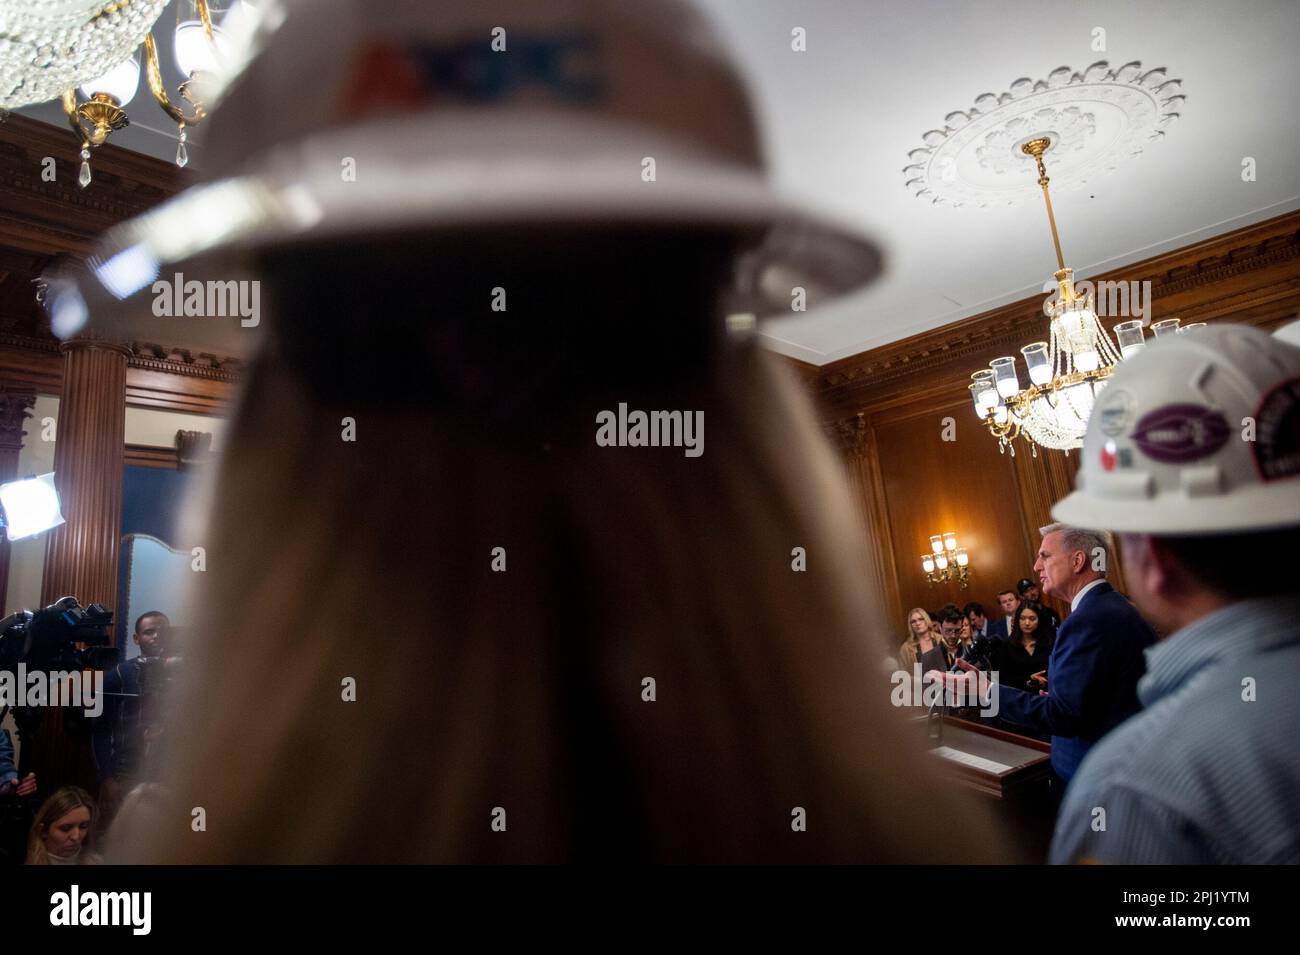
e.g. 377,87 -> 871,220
834,412 -> 902,623
40,339 -> 129,608
0,389 -> 36,611
21,338 -> 128,792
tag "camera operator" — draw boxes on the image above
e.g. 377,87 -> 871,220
92,611 -> 173,812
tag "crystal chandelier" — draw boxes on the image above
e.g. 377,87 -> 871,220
53,0 -> 261,186
0,0 -> 169,110
969,137 -> 1130,457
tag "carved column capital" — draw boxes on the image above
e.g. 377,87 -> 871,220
176,429 -> 213,471
0,389 -> 36,455
830,412 -> 870,457
58,335 -> 133,359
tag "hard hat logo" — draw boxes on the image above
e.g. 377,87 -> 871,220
1253,376 -> 1300,482
1131,404 -> 1231,464
1097,389 -> 1136,437
1100,441 -> 1117,472
340,33 -> 607,120
1053,324 -> 1300,535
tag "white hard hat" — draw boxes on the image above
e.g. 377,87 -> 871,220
49,0 -> 882,358
1052,323 -> 1300,535
1275,318 -> 1300,347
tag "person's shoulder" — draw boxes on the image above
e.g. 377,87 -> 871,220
1072,586 -> 1148,629
1073,693 -> 1170,780
1086,651 -> 1297,803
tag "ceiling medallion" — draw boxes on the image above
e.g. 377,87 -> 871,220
902,61 -> 1183,207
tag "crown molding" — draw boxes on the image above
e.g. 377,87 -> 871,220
128,344 -> 242,382
814,209 -> 1300,426
0,113 -> 190,258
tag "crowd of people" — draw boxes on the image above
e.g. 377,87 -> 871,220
0,610 -> 171,865
2,0 -> 1294,866
897,524 -> 1157,781
897,579 -> 1060,697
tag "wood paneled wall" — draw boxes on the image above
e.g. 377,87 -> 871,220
0,113 -> 239,412
810,209 -> 1300,626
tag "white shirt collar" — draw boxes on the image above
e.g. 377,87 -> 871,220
1071,577 -> 1108,612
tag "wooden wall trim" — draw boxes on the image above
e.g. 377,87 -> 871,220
125,444 -> 180,469
0,336 -> 238,412
811,209 -> 1300,423
0,341 -> 62,394
0,113 -> 191,257
0,113 -> 237,412
806,209 -> 1300,623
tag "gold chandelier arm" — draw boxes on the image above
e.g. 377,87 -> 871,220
145,32 -> 206,127
198,0 -> 216,40
1039,175 -> 1066,272
61,89 -> 86,141
1022,137 -> 1066,272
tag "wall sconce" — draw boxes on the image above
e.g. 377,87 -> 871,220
921,531 -> 971,588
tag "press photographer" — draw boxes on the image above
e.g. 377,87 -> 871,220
0,596 -> 116,740
0,596 -> 115,863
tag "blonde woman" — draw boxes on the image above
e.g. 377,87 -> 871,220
897,608 -> 940,671
81,0 -> 1011,865
103,227 -> 1019,864
26,787 -> 101,865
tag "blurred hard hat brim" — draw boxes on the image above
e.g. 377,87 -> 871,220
50,113 -> 883,360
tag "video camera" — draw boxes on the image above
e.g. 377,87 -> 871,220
0,596 -> 117,675
963,633 -> 998,672
0,597 -> 116,742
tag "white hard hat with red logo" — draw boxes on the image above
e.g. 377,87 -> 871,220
50,0 -> 882,357
1052,323 -> 1300,535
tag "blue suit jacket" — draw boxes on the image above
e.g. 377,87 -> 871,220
995,581 -> 1155,782
987,618 -> 1011,642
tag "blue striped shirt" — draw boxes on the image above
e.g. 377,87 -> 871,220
1050,594 -> 1300,864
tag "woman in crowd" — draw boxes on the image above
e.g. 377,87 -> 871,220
897,607 -> 941,671
998,602 -> 1055,693
26,786 -> 100,865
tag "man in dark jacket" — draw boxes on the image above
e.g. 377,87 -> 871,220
93,611 -> 170,807
920,607 -> 973,673
948,526 -> 1154,783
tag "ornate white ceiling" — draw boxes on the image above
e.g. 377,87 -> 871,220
696,0 -> 1300,364
902,60 -> 1183,208
11,0 -> 1300,367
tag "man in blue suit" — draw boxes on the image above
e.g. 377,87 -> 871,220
986,590 -> 1018,642
949,525 -> 1155,783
